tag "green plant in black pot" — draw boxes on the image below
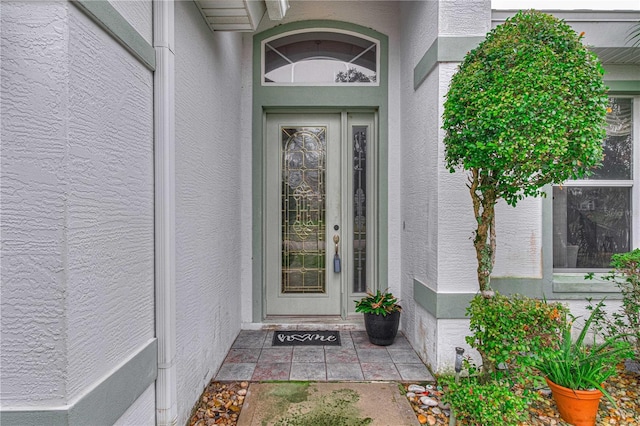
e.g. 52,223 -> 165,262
536,301 -> 633,426
355,289 -> 401,346
355,289 -> 401,315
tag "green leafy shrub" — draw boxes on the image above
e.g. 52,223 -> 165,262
466,293 -> 569,378
586,249 -> 640,359
536,301 -> 633,404
441,361 -> 531,426
354,289 -> 401,316
442,10 -> 607,293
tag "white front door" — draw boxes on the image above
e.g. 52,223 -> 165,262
265,112 -> 375,316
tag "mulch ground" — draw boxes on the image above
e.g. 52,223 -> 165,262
188,364 -> 639,426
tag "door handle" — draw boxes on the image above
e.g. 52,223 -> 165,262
333,235 -> 341,273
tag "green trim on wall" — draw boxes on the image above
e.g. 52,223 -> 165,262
605,80 -> 640,94
413,40 -> 438,90
491,277 -> 545,298
413,36 -> 485,90
252,20 -> 389,321
71,0 -> 155,71
413,280 -> 473,319
0,338 -> 157,426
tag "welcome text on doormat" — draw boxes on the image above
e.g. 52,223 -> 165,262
272,330 -> 341,346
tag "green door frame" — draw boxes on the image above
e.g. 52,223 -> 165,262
251,20 -> 389,321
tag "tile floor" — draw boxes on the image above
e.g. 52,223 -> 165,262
215,330 -> 435,383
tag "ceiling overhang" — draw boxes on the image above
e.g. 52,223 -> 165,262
194,0 -> 289,32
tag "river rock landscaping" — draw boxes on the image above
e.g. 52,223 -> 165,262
188,362 -> 638,426
404,363 -> 639,426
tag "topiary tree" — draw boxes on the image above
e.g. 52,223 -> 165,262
442,10 -> 608,295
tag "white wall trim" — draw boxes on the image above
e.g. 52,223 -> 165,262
153,0 -> 177,425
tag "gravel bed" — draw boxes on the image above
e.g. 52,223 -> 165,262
188,364 -> 638,426
405,364 -> 639,426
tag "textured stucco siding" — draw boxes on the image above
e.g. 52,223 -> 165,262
1,1 -> 71,406
436,64 -> 479,294
399,0 -> 440,347
436,319 -> 481,372
493,199 -> 543,278
65,6 -> 155,401
1,0 -> 155,413
108,0 -> 153,45
439,0 -> 491,36
174,2 -> 244,424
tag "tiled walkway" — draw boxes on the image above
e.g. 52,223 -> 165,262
215,330 -> 435,382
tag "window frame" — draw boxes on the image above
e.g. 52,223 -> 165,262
552,95 -> 640,274
261,28 -> 381,87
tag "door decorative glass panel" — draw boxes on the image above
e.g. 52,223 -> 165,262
353,126 -> 367,293
281,127 -> 327,293
265,113 -> 374,316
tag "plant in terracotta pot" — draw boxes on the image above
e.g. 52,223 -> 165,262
536,301 -> 633,426
355,289 -> 401,346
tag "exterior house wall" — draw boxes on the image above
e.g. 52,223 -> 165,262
174,1 -> 244,424
2,1 -> 638,423
399,0 -> 440,367
399,0 -> 494,371
1,1 -> 72,406
1,0 -> 155,422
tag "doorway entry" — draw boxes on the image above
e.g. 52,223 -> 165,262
264,112 -> 376,316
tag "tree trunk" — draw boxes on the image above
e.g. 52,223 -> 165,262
469,169 -> 497,294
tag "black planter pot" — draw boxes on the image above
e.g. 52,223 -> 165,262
364,311 -> 400,346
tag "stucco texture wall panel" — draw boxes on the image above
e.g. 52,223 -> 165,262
414,305 -> 438,371
401,1 -> 438,68
399,0 -> 440,347
439,0 -> 491,36
493,198 -> 543,278
108,0 -> 152,44
175,2 -> 244,424
1,1 -> 70,405
64,7 -> 155,400
437,64 -> 478,293
436,319 -> 480,372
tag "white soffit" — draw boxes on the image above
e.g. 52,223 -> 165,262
195,0 -> 288,32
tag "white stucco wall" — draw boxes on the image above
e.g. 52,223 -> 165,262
65,4 -> 155,402
1,0 -> 155,418
174,2 -> 244,424
436,1 -> 492,292
1,1 -> 71,406
399,0 -> 440,350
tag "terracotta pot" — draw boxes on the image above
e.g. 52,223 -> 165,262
545,377 -> 603,426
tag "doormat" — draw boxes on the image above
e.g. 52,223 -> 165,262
272,330 -> 341,346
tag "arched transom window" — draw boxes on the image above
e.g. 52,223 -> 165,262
262,29 -> 379,85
